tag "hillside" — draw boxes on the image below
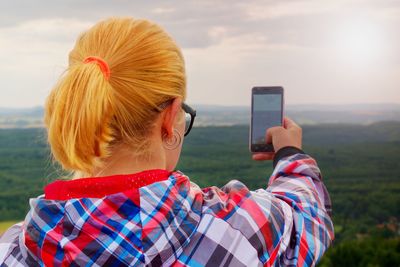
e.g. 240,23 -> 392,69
0,123 -> 399,265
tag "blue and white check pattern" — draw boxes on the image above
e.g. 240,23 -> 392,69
0,153 -> 334,266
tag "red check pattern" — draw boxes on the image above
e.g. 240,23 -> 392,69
0,153 -> 334,266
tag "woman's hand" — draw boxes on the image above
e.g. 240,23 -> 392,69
252,117 -> 302,161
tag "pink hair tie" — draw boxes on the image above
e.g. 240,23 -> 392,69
83,56 -> 111,80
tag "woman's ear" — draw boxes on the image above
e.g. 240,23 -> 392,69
162,98 -> 182,138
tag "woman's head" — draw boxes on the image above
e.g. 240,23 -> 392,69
44,17 -> 187,176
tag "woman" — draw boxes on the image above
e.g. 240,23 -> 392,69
0,17 -> 334,266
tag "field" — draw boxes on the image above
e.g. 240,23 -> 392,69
0,122 -> 399,266
0,221 -> 18,235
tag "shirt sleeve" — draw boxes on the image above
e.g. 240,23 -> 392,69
0,222 -> 23,265
252,153 -> 334,266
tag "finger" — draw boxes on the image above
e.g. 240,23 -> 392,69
253,152 -> 274,157
252,155 -> 274,161
266,126 -> 282,144
252,152 -> 275,161
283,116 -> 299,130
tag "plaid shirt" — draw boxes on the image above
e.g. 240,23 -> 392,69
0,153 -> 334,266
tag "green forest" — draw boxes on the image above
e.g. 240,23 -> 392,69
0,122 -> 399,266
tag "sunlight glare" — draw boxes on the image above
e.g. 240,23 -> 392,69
333,20 -> 384,64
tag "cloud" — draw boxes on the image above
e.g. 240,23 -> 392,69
242,0 -> 345,20
0,18 -> 94,107
151,7 -> 176,15
0,0 -> 399,107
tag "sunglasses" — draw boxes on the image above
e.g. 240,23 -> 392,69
157,100 -> 196,136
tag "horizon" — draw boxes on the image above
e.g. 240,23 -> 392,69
0,0 -> 400,107
1,102 -> 399,128
1,102 -> 400,110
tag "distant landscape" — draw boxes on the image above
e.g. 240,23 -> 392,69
0,105 -> 399,266
1,103 -> 400,128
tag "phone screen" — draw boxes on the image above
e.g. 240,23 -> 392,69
251,87 -> 283,152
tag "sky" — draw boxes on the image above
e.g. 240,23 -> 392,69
0,0 -> 399,107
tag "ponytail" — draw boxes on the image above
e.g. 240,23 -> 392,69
45,62 -> 114,174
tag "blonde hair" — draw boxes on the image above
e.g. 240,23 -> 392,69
44,17 -> 186,176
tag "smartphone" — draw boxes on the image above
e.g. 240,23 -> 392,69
250,86 -> 284,152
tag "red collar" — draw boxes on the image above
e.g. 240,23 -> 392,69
44,169 -> 171,200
